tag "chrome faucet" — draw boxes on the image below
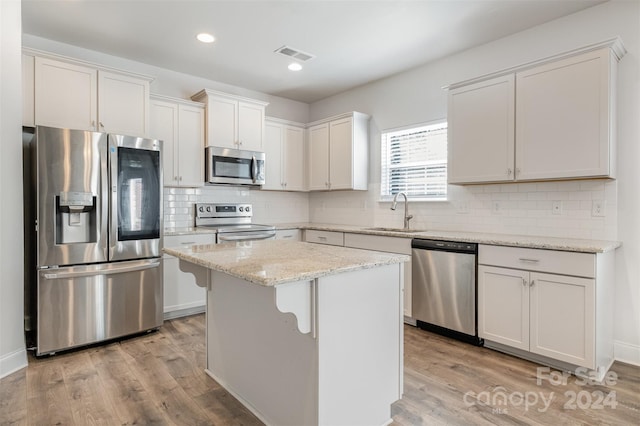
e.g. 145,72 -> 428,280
391,192 -> 413,229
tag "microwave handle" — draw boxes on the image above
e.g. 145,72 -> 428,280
251,155 -> 258,183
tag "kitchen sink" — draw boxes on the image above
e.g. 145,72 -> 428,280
365,227 -> 424,233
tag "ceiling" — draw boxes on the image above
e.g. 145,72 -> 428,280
21,0 -> 605,104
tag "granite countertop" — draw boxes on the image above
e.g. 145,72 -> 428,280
164,223 -> 620,253
163,240 -> 409,287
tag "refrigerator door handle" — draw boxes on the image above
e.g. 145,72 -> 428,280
42,260 -> 160,280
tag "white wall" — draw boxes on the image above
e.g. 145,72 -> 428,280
309,0 -> 640,363
0,0 -> 28,378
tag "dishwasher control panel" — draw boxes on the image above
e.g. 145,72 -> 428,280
411,239 -> 477,254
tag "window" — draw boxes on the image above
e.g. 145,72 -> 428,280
380,121 -> 448,201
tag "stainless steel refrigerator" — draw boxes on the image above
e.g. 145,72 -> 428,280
25,126 -> 163,355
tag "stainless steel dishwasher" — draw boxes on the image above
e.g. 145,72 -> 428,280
411,239 -> 482,345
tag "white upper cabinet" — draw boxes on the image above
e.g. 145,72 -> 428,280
33,56 -> 151,136
35,57 -> 97,131
515,48 -> 616,180
447,38 -> 625,184
307,112 -> 370,191
308,122 -> 330,191
191,89 -> 268,152
150,95 -> 205,187
448,75 -> 515,184
98,71 -> 150,137
22,54 -> 35,127
264,119 -> 306,191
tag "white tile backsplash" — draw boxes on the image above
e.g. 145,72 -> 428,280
309,179 -> 617,240
163,186 -> 309,228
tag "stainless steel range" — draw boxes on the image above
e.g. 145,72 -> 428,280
195,203 -> 275,242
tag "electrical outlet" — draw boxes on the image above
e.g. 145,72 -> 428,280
457,201 -> 469,214
552,200 -> 562,215
592,200 -> 605,217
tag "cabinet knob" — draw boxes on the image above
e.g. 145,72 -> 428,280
179,176 -> 183,181
174,176 -> 178,181
516,167 -> 521,177
507,168 -> 512,176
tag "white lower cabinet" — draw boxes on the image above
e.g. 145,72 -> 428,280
478,244 -> 613,379
163,234 -> 213,318
344,233 -> 412,318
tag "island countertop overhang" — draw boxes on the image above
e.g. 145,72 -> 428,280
163,240 -> 410,287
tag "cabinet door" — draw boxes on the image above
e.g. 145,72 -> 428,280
529,272 -> 595,368
263,121 -> 284,190
163,234 -> 211,316
98,71 -> 149,137
308,123 -> 330,190
237,101 -> 265,151
35,57 -> 97,131
515,48 -> 613,180
283,125 -> 306,191
177,104 -> 205,187
448,75 -> 515,183
150,99 -> 179,186
207,97 -> 237,148
478,265 -> 529,351
329,117 -> 354,190
22,55 -> 35,127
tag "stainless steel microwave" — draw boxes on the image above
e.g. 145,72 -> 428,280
205,146 -> 266,186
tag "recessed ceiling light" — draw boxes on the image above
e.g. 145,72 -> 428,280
196,33 -> 215,43
288,62 -> 302,71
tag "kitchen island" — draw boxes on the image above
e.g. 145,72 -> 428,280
163,240 -> 409,426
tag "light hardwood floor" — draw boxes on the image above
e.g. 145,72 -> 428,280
1,314 -> 638,425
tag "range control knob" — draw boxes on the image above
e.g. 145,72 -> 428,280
199,206 -> 204,212
206,206 -> 212,213
239,207 -> 244,212
245,206 -> 251,212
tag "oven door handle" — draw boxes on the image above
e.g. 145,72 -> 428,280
218,232 -> 275,242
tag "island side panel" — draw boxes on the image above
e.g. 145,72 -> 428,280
316,263 -> 403,426
206,272 -> 318,426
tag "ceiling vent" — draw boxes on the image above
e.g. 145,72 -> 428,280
274,45 -> 315,62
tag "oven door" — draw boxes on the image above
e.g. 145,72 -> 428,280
109,134 -> 163,261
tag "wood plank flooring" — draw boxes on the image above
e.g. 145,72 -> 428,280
1,314 -> 638,425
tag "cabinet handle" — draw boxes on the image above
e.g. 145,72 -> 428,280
174,176 -> 179,181
507,168 -> 512,177
180,242 -> 196,245
522,278 -> 527,286
515,167 -> 521,177
179,176 -> 183,181
318,236 -> 327,241
529,279 -> 535,287
518,258 -> 540,263
282,235 -> 292,239
91,120 -> 96,128
99,121 -> 104,129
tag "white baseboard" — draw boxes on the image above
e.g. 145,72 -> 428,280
0,347 -> 28,379
614,340 -> 640,366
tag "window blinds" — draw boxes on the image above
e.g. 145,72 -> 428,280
381,122 -> 447,200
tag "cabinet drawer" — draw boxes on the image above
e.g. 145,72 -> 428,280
344,233 -> 411,254
479,245 -> 595,278
275,229 -> 301,241
304,230 -> 344,246
164,233 -> 215,256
